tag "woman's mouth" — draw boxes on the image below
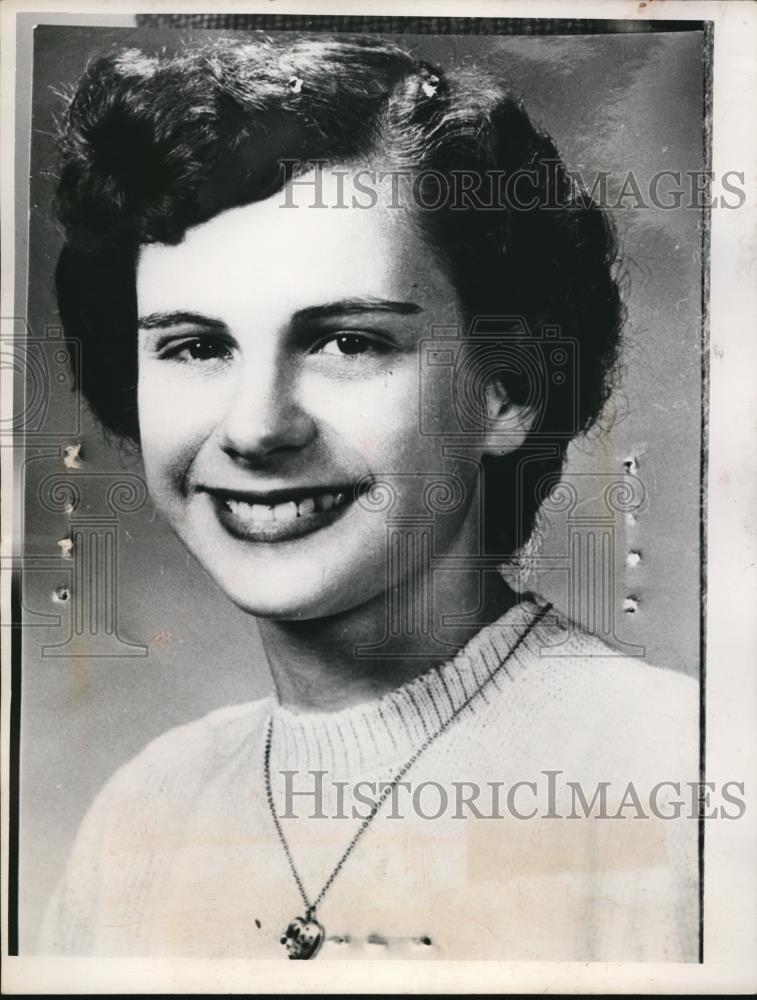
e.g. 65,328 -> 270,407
203,486 -> 356,542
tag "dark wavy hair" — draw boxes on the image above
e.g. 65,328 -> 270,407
53,34 -> 623,556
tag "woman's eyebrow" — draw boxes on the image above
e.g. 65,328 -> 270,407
137,300 -> 422,333
138,311 -> 227,331
292,298 -> 424,325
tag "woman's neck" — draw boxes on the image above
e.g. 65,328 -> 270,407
258,569 -> 517,713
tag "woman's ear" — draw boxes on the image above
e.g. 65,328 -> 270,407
480,376 -> 536,457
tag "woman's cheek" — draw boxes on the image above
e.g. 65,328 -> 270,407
311,367 -> 422,461
139,364 -> 230,454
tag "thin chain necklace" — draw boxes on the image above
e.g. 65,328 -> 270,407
264,601 -> 552,959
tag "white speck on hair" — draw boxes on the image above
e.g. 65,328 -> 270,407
58,537 -> 73,559
115,49 -> 158,77
117,49 -> 158,77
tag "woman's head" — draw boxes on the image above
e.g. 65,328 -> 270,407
54,34 -> 622,618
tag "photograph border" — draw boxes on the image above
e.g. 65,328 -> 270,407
1,1 -> 755,994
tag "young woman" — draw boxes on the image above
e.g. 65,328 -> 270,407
40,34 -> 698,961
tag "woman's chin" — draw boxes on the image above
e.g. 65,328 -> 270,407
201,560 -> 385,623
220,588 -> 376,623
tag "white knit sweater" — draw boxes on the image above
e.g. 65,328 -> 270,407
39,596 -> 700,961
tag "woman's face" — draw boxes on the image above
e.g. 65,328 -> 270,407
136,167 -> 500,619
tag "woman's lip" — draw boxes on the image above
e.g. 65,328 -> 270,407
205,488 -> 356,543
201,485 -> 355,505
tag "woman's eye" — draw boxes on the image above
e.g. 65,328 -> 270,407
318,334 -> 384,357
165,337 -> 234,364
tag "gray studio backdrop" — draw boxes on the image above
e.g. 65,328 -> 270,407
18,23 -> 706,950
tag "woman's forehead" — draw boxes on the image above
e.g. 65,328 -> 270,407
136,166 -> 460,323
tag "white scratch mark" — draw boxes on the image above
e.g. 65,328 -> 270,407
63,443 -> 82,469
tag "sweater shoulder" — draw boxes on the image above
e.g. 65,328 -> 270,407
141,698 -> 271,758
38,698 -> 272,954
94,698 -> 272,809
489,601 -> 701,778
548,609 -> 696,690
523,599 -> 697,689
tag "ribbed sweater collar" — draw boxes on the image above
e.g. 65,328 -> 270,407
267,594 -> 550,778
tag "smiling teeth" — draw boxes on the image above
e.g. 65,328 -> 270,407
225,491 -> 347,523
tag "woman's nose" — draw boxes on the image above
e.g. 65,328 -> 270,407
216,354 -> 316,464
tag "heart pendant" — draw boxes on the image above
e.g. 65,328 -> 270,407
280,914 -> 325,960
